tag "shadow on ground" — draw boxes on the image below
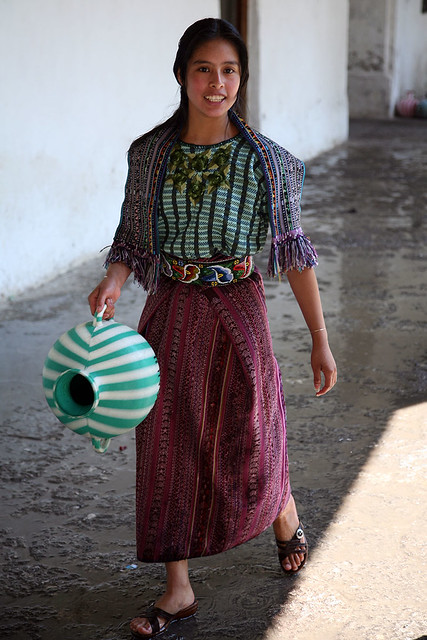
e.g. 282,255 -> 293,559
0,119 -> 426,639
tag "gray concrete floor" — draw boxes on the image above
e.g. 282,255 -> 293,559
1,119 -> 426,640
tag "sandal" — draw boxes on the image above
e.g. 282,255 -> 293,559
130,600 -> 198,638
276,520 -> 308,575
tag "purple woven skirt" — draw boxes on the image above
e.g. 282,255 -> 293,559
135,269 -> 290,562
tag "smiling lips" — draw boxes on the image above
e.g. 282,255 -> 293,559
205,95 -> 226,102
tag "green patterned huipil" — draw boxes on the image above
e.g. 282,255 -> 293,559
158,135 -> 269,260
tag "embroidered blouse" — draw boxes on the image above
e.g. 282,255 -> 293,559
104,111 -> 318,293
158,135 -> 269,259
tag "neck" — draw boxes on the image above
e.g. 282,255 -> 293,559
180,113 -> 238,145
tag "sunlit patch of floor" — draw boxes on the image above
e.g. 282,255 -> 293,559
263,402 -> 427,640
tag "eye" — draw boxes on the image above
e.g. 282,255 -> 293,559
224,67 -> 238,74
198,66 -> 210,73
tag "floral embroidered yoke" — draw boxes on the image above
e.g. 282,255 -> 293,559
105,111 -> 318,293
159,136 -> 269,259
166,141 -> 232,202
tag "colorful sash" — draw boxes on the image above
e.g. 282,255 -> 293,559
161,254 -> 254,286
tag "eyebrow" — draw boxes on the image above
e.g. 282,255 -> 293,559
192,59 -> 240,66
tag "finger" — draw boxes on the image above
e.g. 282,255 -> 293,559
316,385 -> 329,397
104,298 -> 116,318
313,366 -> 322,393
316,370 -> 336,396
96,300 -> 107,314
88,287 -> 101,315
96,295 -> 111,314
316,383 -> 331,397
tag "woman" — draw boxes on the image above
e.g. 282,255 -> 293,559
89,18 -> 336,639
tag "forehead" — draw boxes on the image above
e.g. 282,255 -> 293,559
189,38 -> 240,65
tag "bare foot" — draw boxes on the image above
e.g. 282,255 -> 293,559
130,587 -> 195,637
273,494 -> 307,572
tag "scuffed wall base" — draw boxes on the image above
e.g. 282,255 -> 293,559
348,71 -> 393,119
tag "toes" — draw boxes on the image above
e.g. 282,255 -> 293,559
282,551 -> 305,572
130,618 -> 152,635
282,555 -> 295,571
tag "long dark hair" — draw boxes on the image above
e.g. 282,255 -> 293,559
129,18 -> 248,151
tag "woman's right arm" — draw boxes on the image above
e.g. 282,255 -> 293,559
88,261 -> 131,319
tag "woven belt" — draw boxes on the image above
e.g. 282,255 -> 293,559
161,254 -> 254,286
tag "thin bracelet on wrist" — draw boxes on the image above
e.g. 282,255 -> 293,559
310,327 -> 327,335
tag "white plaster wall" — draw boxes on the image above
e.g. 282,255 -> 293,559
0,0 -> 219,299
348,0 -> 427,118
391,0 -> 427,108
247,0 -> 349,160
348,0 -> 395,118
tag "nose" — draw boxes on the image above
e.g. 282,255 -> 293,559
210,71 -> 224,88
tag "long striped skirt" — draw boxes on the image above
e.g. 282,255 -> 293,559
135,269 -> 290,562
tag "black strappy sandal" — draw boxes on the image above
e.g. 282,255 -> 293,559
130,600 -> 198,638
276,521 -> 308,575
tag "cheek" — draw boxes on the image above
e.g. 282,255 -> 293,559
227,76 -> 240,97
186,75 -> 206,96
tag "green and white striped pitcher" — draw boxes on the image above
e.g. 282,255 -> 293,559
42,306 -> 160,453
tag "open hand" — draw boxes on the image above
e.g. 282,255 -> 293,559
311,341 -> 337,396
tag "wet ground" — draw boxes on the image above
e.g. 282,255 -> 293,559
1,118 -> 426,640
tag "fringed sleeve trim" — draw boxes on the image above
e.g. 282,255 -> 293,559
103,242 -> 161,294
267,228 -> 318,277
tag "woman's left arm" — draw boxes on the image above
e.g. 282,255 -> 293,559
286,267 -> 337,396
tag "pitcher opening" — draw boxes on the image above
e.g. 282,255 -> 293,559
53,369 -> 98,417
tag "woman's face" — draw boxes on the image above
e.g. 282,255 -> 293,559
181,38 -> 241,125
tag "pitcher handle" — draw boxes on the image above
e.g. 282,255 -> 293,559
91,436 -> 111,453
93,304 -> 107,327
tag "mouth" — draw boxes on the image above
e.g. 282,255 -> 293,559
204,95 -> 226,103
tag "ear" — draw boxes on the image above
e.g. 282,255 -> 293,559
177,68 -> 183,86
